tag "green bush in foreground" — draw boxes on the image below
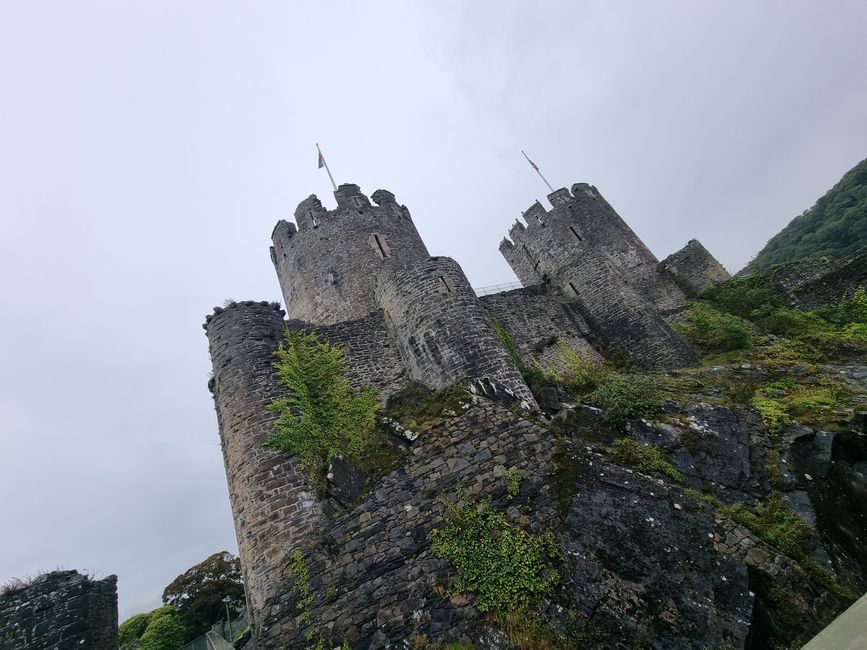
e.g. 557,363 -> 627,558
432,497 -> 559,613
611,439 -> 683,482
266,329 -> 378,479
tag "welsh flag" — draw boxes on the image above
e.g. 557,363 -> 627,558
318,150 -> 325,169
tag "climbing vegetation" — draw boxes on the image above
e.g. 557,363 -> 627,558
266,329 -> 378,478
432,497 -> 560,613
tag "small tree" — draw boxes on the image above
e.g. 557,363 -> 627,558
162,551 -> 244,641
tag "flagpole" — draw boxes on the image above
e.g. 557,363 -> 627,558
316,142 -> 338,192
522,150 -> 555,193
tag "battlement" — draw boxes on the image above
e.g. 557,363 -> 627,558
271,183 -> 430,325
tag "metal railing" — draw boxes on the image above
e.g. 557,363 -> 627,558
473,281 -> 523,297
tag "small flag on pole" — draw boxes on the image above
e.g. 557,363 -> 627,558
316,142 -> 337,191
522,149 -> 555,193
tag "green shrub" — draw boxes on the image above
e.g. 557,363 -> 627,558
119,612 -> 151,645
589,372 -> 663,428
432,498 -> 559,613
674,302 -> 753,354
611,439 -> 683,482
701,274 -> 784,321
138,607 -> 185,650
266,329 -> 378,479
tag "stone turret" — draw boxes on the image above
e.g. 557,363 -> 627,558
204,301 -> 323,622
270,184 -> 429,325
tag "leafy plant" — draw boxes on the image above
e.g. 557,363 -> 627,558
588,372 -> 663,428
287,549 -> 314,624
504,468 -> 522,500
611,439 -> 683,482
267,329 -> 378,480
432,497 -> 559,613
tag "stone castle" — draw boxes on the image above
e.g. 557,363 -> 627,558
203,180 -> 736,647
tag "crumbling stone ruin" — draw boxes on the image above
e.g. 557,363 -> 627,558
0,570 -> 118,650
199,182 -> 865,647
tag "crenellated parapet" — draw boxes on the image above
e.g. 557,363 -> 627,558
271,184 -> 429,325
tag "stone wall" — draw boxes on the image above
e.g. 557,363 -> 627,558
479,283 -> 601,373
310,312 -> 407,401
271,185 -> 430,325
204,301 -> 324,621
376,256 -> 536,406
0,570 -> 117,650
659,238 -> 731,297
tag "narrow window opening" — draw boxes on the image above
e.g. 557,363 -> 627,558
568,282 -> 580,297
438,276 -> 452,294
533,260 -> 541,272
308,210 -> 318,228
373,234 -> 390,258
352,196 -> 363,208
569,226 -> 583,241
523,245 -> 533,261
535,214 -> 544,225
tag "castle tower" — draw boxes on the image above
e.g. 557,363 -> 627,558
203,301 -> 324,623
500,184 -> 696,370
501,184 -> 685,314
376,256 -> 536,406
271,184 -> 430,325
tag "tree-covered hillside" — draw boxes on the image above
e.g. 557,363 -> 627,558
744,157 -> 867,272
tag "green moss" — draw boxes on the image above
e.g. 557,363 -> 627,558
431,497 -> 560,613
266,329 -> 379,484
552,440 -> 579,516
611,439 -> 683,482
384,382 -> 471,430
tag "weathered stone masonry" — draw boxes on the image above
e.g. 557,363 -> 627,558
205,180 -> 733,641
0,570 -> 118,650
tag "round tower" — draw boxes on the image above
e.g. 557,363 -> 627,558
203,301 -> 323,622
375,256 -> 536,407
270,184 -> 430,325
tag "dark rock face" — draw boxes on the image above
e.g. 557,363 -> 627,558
562,444 -> 752,649
0,570 -> 118,650
630,403 -> 771,504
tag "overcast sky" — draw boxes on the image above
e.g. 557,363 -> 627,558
1,1 -> 866,622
